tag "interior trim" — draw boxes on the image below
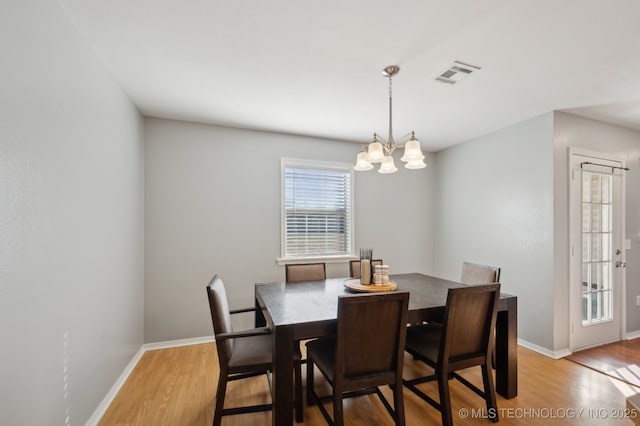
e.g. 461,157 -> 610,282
85,346 -> 146,426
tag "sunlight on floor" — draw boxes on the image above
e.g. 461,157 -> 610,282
609,364 -> 640,388
607,365 -> 640,398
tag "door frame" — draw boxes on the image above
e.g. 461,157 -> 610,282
568,147 -> 627,351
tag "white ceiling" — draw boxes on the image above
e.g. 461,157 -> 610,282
60,0 -> 640,152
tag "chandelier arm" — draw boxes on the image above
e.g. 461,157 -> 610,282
374,133 -> 388,145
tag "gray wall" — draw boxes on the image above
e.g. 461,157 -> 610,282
144,117 -> 435,342
433,113 -> 556,349
553,111 -> 640,350
433,111 -> 640,353
0,1 -> 144,424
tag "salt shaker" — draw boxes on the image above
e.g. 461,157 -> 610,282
373,265 -> 383,285
381,265 -> 390,284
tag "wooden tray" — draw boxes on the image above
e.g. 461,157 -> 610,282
344,278 -> 397,292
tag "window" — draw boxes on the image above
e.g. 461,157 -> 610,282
280,158 -> 353,261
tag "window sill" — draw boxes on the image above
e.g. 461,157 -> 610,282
276,255 -> 357,266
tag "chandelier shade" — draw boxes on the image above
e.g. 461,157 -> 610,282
405,158 -> 427,170
354,150 -> 374,171
378,155 -> 398,174
353,66 -> 426,173
367,141 -> 385,163
400,136 -> 424,162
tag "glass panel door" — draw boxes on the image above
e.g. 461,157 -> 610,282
570,151 -> 623,351
581,172 -> 613,324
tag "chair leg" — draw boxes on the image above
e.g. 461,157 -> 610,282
437,370 -> 453,426
295,360 -> 303,422
333,390 -> 344,426
213,372 -> 228,426
391,384 -> 405,426
306,359 -> 315,406
481,364 -> 499,422
491,340 -> 496,369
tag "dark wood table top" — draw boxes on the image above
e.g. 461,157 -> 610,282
256,272 -> 515,327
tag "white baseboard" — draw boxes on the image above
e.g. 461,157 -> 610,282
85,345 -> 145,426
625,330 -> 640,340
521,332 -> 640,359
569,335 -> 626,353
85,336 -> 215,426
144,335 -> 215,351
518,338 -> 571,359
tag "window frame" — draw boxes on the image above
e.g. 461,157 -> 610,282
277,157 -> 355,265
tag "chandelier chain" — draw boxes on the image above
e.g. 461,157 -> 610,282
388,75 -> 394,145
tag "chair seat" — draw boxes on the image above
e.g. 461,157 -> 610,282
228,334 -> 273,370
229,334 -> 303,370
405,324 -> 442,365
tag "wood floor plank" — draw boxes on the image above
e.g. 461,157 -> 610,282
99,343 -> 639,425
565,339 -> 640,382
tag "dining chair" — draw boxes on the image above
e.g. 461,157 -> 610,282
348,259 -> 383,278
284,262 -> 326,420
460,261 -> 501,284
403,283 -> 501,426
285,262 -> 327,282
461,261 -> 501,368
206,275 -> 304,425
306,291 -> 410,426
425,261 -> 500,327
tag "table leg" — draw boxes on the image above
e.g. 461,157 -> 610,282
272,325 -> 294,425
495,297 -> 518,398
255,291 -> 266,328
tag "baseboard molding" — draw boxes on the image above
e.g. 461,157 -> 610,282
521,333 -> 640,358
570,335 -> 625,353
144,335 -> 215,351
85,336 -> 215,426
85,345 -> 145,426
518,338 -> 571,359
625,330 -> 640,340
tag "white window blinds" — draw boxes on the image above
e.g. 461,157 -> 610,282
282,159 -> 353,259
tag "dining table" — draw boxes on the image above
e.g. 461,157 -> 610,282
254,272 -> 518,426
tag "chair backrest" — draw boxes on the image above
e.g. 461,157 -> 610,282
285,263 -> 326,282
335,292 -> 409,383
460,262 -> 501,284
439,284 -> 501,365
349,259 -> 383,278
206,275 -> 234,362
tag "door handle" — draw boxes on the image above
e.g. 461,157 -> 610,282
616,261 -> 626,268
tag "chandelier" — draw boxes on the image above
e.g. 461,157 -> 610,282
353,65 -> 426,173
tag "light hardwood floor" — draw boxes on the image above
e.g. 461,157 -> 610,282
566,338 -> 640,388
99,343 -> 639,425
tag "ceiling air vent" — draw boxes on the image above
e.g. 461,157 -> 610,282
435,61 -> 481,84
